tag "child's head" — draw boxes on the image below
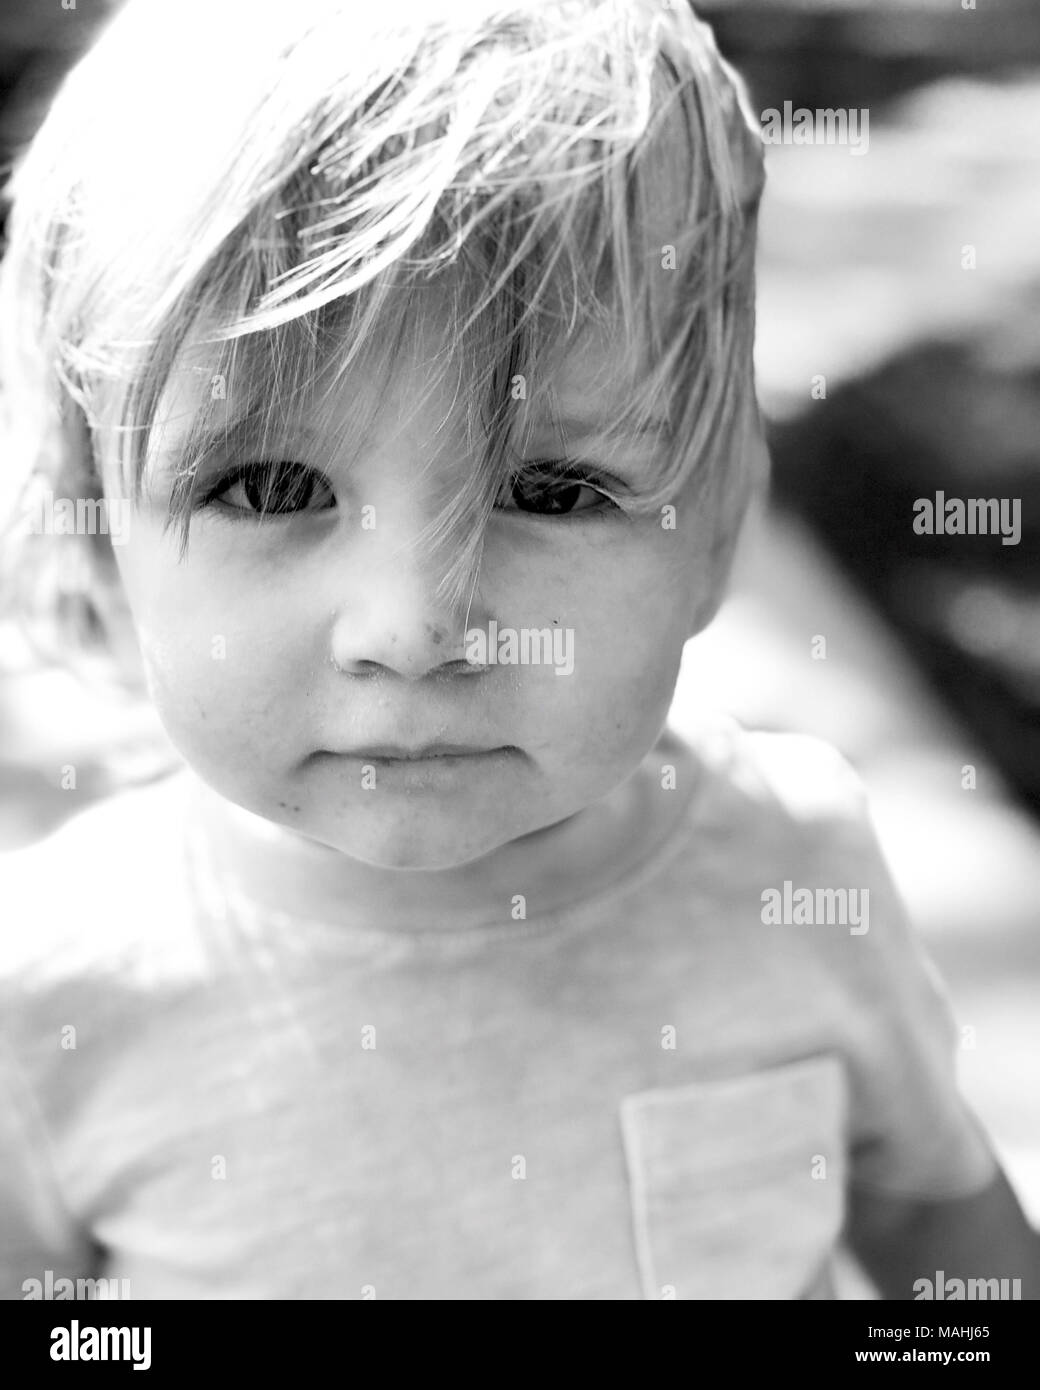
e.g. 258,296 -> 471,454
0,0 -> 765,869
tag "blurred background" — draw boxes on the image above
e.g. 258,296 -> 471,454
679,0 -> 1040,1225
0,0 -> 1038,1227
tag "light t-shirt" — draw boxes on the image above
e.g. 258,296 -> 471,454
0,717 -> 996,1299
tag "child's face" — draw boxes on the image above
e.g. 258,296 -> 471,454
109,306 -> 724,870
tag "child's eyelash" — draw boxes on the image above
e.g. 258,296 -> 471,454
195,461 -> 336,517
189,458 -> 628,524
497,460 -> 627,520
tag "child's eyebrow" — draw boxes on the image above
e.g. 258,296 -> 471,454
157,417 -> 325,474
548,412 -> 673,448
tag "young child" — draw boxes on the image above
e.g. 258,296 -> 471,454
0,0 -> 1036,1301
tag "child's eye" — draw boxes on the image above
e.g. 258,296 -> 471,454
203,461 -> 336,517
496,462 -> 620,517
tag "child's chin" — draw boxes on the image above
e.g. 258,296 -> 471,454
335,819 -> 512,872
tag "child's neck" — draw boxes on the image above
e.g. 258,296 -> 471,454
185,729 -> 699,935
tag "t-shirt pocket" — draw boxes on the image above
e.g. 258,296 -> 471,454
619,1054 -> 848,1299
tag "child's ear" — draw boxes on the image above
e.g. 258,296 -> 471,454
684,556 -> 733,643
683,422 -> 770,643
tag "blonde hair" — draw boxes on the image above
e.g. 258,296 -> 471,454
0,0 -> 765,689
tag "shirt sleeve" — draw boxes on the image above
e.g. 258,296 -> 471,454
840,858 -> 999,1202
0,1012 -> 97,1300
748,731 -> 999,1202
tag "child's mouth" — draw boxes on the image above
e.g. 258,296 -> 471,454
347,743 -> 506,761
321,745 -> 520,790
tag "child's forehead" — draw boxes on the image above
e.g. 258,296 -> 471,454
135,37 -> 721,467
153,302 -> 650,460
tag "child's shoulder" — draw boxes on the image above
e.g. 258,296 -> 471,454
677,717 -> 954,1040
0,770 -> 200,1000
673,715 -> 906,965
677,712 -> 870,837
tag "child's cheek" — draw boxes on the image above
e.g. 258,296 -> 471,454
116,533 -> 311,777
550,538 -> 688,768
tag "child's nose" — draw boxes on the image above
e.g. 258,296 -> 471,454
328,542 -> 484,681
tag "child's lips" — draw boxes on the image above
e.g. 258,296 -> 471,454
318,745 -> 520,789
345,743 -> 507,761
